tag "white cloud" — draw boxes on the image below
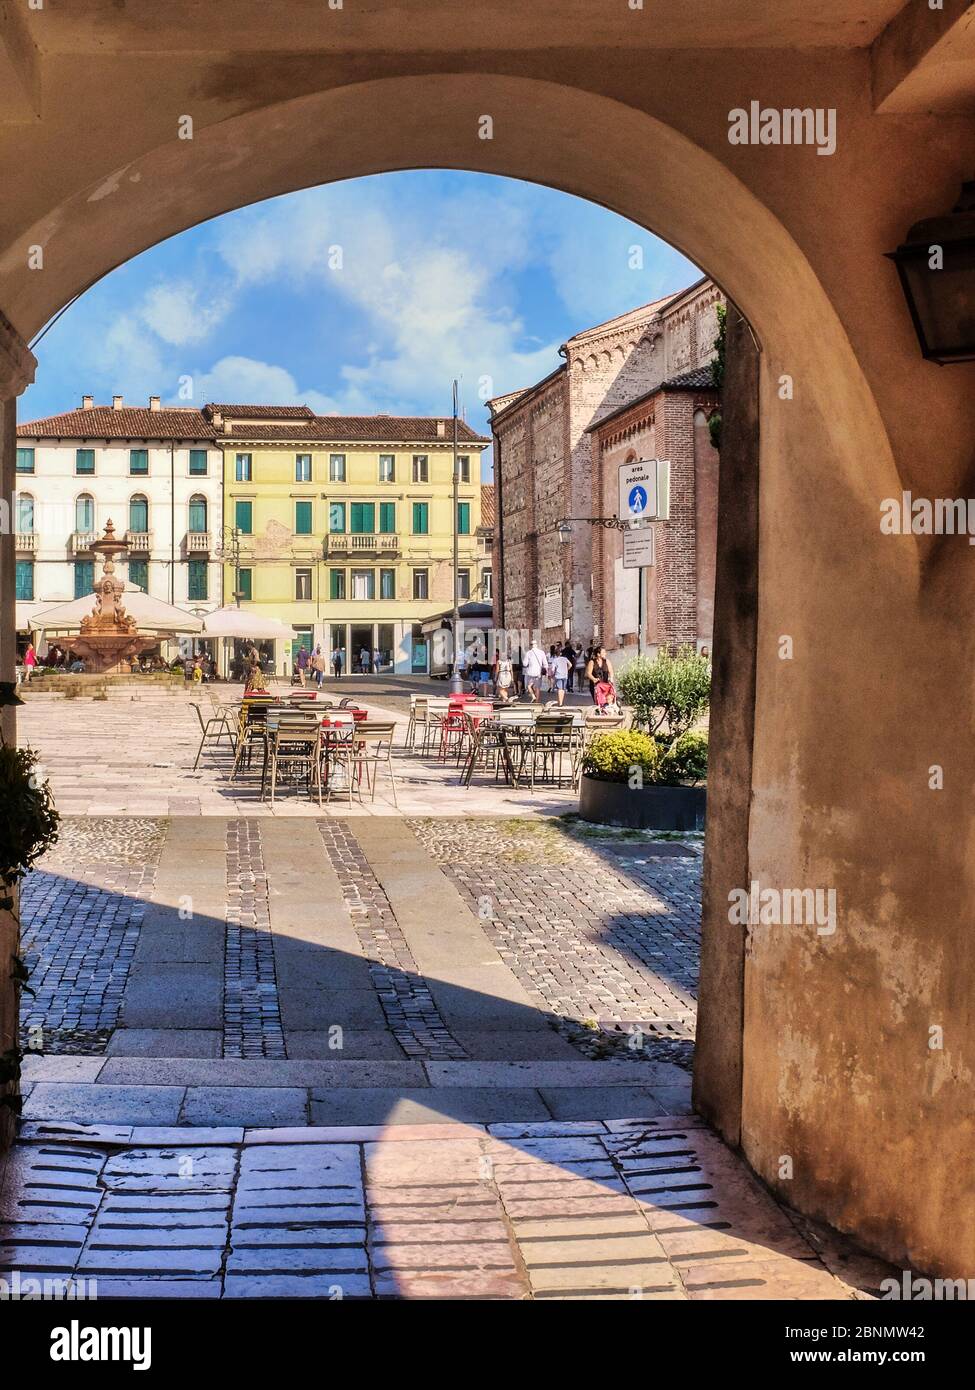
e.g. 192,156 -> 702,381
210,182 -> 563,414
181,355 -> 334,414
140,282 -> 230,346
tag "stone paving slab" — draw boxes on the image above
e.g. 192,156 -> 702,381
23,1084 -> 186,1125
308,1087 -> 552,1126
423,1060 -> 688,1087
106,1029 -> 224,1057
3,1119 -> 884,1299
93,1058 -> 427,1087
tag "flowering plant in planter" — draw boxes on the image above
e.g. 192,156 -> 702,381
583,728 -> 707,788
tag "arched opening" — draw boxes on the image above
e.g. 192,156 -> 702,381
1,69 -> 962,1281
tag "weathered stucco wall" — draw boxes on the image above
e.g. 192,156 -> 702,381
0,23 -> 973,1274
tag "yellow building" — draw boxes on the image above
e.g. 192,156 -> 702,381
212,404 -> 491,675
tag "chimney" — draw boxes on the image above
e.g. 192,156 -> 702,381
436,420 -> 446,438
149,395 -> 161,412
210,409 -> 223,428
112,395 -> 124,410
223,420 -> 232,435
81,394 -> 93,410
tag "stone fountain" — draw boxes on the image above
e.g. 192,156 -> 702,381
60,521 -> 158,675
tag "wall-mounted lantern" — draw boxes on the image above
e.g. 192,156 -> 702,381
886,179 -> 975,364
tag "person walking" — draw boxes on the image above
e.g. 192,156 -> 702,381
309,645 -> 325,688
585,645 -> 614,704
522,640 -> 548,703
372,646 -> 382,674
331,646 -> 343,679
494,652 -> 514,701
563,640 -> 576,692
548,646 -> 572,706
22,641 -> 37,682
295,645 -> 310,687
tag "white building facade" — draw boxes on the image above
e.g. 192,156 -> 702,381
15,396 -> 224,633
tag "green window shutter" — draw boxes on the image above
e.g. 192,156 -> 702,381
15,560 -> 34,601
329,502 -> 346,533
238,569 -> 253,601
17,495 -> 34,531
16,447 -> 34,473
189,450 -> 208,475
74,560 -> 94,598
412,502 -> 428,534
380,568 -> 396,600
129,497 -> 148,532
330,568 -> 346,600
295,500 -> 313,535
235,500 -> 253,534
379,502 -> 395,533
76,497 -> 94,533
188,498 -> 207,532
76,449 -> 95,474
350,502 -> 375,534
129,449 -> 148,474
187,559 -> 208,601
128,559 -> 148,592
457,502 -> 470,535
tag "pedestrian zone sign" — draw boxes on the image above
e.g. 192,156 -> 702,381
618,459 -> 670,522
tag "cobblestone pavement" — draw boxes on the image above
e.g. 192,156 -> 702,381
224,821 -> 286,1060
19,817 -> 701,1067
19,820 -> 165,1055
411,818 -> 700,1070
317,822 -> 468,1059
0,1117 -> 893,1300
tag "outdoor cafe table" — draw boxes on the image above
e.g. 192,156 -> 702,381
240,704 -> 368,797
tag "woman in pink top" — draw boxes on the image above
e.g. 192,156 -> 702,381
23,642 -> 37,682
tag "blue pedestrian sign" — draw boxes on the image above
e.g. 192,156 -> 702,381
619,459 -> 671,522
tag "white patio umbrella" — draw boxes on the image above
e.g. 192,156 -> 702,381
31,584 -> 204,633
201,607 -> 298,641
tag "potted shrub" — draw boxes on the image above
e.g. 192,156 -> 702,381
579,726 -> 708,830
616,644 -> 711,738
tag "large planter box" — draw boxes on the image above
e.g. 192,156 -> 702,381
579,774 -> 706,831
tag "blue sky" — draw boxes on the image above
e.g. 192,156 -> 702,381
22,170 -> 699,456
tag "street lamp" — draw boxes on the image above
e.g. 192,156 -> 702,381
449,379 -> 464,695
213,526 -> 243,607
886,178 -> 975,364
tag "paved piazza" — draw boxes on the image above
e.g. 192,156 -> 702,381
3,681 -> 892,1299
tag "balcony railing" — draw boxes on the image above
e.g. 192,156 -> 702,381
16,531 -> 36,552
327,533 -> 400,554
126,530 -> 152,551
71,531 -> 95,553
185,531 -> 211,553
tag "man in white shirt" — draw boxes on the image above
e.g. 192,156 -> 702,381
522,641 -> 548,703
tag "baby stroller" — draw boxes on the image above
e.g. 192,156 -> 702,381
593,679 -> 619,715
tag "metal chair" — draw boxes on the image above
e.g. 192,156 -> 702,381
349,721 -> 399,806
190,700 -> 236,770
230,698 -> 274,779
265,712 -> 323,806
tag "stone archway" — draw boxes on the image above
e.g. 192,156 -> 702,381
1,68 -> 970,1277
